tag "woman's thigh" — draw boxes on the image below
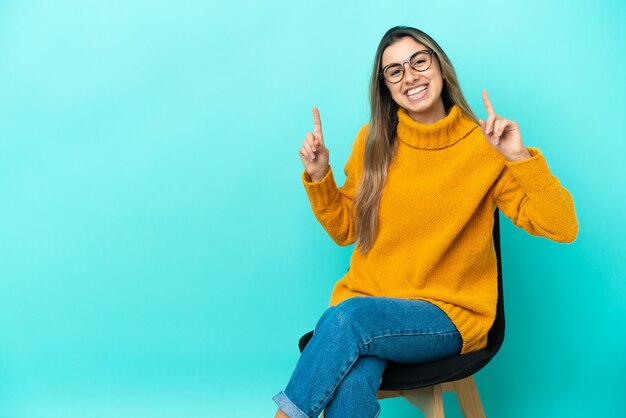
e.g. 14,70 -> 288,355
315,296 -> 463,364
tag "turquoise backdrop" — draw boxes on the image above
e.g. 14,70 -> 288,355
0,0 -> 624,417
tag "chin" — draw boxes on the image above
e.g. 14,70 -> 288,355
406,101 -> 433,114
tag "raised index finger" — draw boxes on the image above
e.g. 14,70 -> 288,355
482,89 -> 496,116
313,106 -> 323,137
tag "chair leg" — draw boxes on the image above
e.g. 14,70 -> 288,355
453,376 -> 485,418
402,384 -> 445,418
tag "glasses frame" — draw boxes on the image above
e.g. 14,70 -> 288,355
380,49 -> 435,84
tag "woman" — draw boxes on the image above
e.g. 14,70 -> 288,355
273,26 -> 578,418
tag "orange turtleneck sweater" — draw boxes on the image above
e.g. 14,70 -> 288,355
301,104 -> 578,354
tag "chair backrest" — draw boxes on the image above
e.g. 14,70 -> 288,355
487,208 -> 505,351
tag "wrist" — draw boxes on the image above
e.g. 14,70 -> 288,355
506,147 -> 532,162
309,167 -> 329,182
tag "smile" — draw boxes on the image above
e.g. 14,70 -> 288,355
406,84 -> 428,101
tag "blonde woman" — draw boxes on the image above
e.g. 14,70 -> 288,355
273,26 -> 577,418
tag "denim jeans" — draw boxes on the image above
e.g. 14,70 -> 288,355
273,296 -> 463,418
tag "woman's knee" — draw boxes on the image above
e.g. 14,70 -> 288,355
313,298 -> 377,346
332,297 -> 374,327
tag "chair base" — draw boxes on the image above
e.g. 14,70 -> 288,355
319,375 -> 485,418
377,375 -> 486,418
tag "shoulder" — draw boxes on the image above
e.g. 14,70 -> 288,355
464,124 -> 508,166
356,123 -> 369,142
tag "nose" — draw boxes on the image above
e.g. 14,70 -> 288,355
403,62 -> 421,83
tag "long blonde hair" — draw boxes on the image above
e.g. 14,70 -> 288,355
355,26 -> 478,254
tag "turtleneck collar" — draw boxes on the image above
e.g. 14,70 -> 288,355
396,104 -> 477,150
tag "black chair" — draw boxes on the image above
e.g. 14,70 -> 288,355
297,209 -> 504,417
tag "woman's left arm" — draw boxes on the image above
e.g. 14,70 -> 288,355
480,90 -> 579,243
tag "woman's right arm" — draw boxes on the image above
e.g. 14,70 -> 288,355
299,107 -> 365,246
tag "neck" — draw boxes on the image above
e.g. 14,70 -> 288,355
407,99 -> 447,124
396,104 -> 477,150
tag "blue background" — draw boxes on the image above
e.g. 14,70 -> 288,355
0,0 -> 624,417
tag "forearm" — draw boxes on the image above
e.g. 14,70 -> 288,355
303,166 -> 357,246
495,148 -> 579,243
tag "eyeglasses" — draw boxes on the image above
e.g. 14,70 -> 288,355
380,49 -> 434,84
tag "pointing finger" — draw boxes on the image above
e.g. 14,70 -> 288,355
482,89 -> 496,117
313,106 -> 324,142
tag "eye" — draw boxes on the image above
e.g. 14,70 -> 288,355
410,52 -> 431,70
384,65 -> 403,79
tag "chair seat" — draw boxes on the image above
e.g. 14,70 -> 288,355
298,328 -> 501,391
378,347 -> 496,391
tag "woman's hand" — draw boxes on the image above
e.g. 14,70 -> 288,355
479,89 -> 531,162
299,106 -> 330,181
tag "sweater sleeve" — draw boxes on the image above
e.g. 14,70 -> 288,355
301,127 -> 365,246
493,147 -> 579,243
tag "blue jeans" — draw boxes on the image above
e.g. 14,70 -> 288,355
273,296 -> 463,418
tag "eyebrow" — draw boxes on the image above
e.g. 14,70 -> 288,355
382,49 -> 430,69
382,50 -> 418,67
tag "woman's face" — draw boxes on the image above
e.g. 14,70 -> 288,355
381,36 -> 446,124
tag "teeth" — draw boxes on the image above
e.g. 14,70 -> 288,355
407,85 -> 427,95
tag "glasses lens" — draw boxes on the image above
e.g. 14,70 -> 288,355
384,64 -> 403,83
410,52 -> 431,71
